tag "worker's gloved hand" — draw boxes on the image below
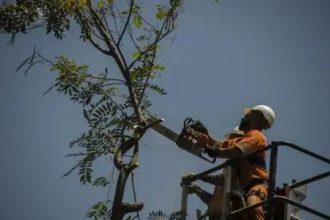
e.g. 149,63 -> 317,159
188,129 -> 209,149
190,120 -> 209,135
204,147 -> 218,158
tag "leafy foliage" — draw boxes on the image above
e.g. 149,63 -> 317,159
147,210 -> 184,220
87,201 -> 108,220
93,177 -> 109,187
0,0 -> 188,219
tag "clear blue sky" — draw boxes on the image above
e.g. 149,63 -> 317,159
0,0 -> 329,219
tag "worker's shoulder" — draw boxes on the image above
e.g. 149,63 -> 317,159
246,129 -> 267,141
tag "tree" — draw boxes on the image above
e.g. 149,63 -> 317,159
0,0 -> 184,219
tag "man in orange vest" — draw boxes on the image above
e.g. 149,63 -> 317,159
184,127 -> 244,218
189,105 -> 275,220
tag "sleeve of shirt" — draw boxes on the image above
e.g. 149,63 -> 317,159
234,131 -> 263,155
221,139 -> 236,149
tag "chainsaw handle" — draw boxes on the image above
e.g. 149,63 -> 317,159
199,154 -> 216,163
183,117 -> 194,128
211,156 -> 216,163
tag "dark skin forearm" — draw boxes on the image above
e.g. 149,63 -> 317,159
189,130 -> 243,159
206,134 -> 218,146
208,145 -> 243,159
218,147 -> 242,158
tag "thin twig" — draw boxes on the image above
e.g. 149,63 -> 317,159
117,0 -> 135,46
110,6 -> 120,39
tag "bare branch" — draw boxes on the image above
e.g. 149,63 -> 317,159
127,142 -> 139,173
102,82 -> 126,87
86,75 -> 126,83
88,36 -> 111,55
90,28 -> 105,41
114,137 -> 137,170
61,162 -> 80,178
76,11 -> 111,55
110,6 -> 120,39
126,22 -> 141,52
117,0 -> 135,46
140,15 -> 158,32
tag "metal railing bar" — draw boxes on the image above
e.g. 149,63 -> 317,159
182,159 -> 234,184
274,196 -> 330,220
180,184 -> 188,220
183,145 -> 273,184
272,141 -> 330,164
289,171 -> 330,190
184,141 -> 329,185
181,140 -> 330,219
266,144 -> 278,220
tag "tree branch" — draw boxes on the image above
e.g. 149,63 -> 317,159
127,142 -> 139,173
110,6 -> 120,39
76,11 -> 111,55
117,0 -> 135,46
114,137 -> 137,170
88,36 -> 111,55
86,1 -> 143,123
122,202 -> 144,213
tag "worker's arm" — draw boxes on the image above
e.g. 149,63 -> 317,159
206,134 -> 217,146
188,129 -> 217,146
189,130 -> 243,158
214,131 -> 264,159
212,146 -> 243,159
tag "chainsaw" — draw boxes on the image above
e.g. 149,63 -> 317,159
150,118 -> 216,163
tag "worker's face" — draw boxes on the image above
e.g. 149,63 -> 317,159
239,110 -> 266,131
239,111 -> 252,131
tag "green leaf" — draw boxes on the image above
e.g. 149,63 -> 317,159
79,158 -> 93,184
87,202 -> 108,220
156,5 -> 167,20
93,177 -> 108,187
133,16 -> 142,28
83,109 -> 90,121
132,51 -> 141,59
147,84 -> 167,95
149,210 -> 167,217
97,0 -> 104,9
154,64 -> 165,72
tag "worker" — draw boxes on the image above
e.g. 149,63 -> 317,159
184,127 -> 244,218
189,105 -> 275,220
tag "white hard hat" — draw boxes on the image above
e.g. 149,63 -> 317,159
245,105 -> 275,128
251,105 -> 275,128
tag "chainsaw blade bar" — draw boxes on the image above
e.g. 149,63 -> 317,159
151,123 -> 179,142
151,122 -> 215,163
